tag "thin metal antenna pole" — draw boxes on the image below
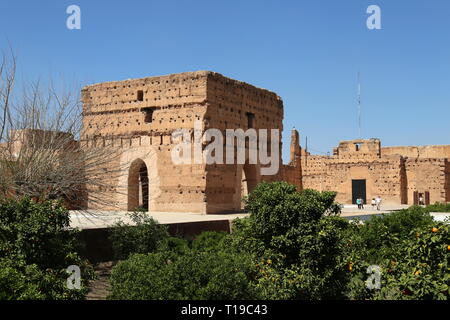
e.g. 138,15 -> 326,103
357,72 -> 362,139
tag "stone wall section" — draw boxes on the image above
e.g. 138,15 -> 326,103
81,72 -> 211,213
405,158 -> 447,204
301,139 -> 450,205
81,71 -> 301,213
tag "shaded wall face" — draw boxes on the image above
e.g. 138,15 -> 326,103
281,164 -> 302,189
203,74 -> 285,213
446,160 -> 450,202
204,163 -> 260,213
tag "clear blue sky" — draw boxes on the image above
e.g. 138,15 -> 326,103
1,0 -> 449,162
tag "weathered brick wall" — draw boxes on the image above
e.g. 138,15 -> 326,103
281,130 -> 302,190
301,153 -> 330,193
81,72 -> 210,213
335,139 -> 381,161
301,153 -> 329,176
446,160 -> 450,202
80,71 -> 450,212
81,71 -> 298,213
382,145 -> 450,159
317,157 -> 404,205
203,72 -> 285,213
405,158 -> 447,204
301,138 -> 450,205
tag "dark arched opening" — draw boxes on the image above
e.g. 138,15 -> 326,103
128,159 -> 149,211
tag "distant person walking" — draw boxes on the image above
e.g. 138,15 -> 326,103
356,198 -> 361,210
360,198 -> 364,210
371,198 -> 376,209
419,195 -> 424,206
375,196 -> 382,211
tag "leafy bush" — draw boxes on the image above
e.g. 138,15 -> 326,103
109,211 -> 169,260
108,250 -> 256,300
376,223 -> 450,300
358,206 -> 435,263
228,182 -> 352,299
422,202 -> 450,214
0,257 -> 90,300
0,197 -> 80,268
376,222 -> 449,300
244,183 -> 339,247
192,231 -> 227,252
248,215 -> 355,300
107,183 -> 450,301
157,236 -> 190,256
0,258 -> 45,300
0,197 -> 93,300
347,221 -> 449,300
344,204 -> 449,300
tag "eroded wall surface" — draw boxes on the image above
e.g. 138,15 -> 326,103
202,72 -> 285,213
446,160 -> 450,202
81,71 -> 301,213
82,71 -> 210,212
382,145 -> 450,159
302,139 -> 450,205
405,158 -> 448,204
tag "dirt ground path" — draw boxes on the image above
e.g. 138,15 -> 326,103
86,261 -> 116,300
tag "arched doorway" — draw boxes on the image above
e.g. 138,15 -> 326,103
128,159 -> 149,211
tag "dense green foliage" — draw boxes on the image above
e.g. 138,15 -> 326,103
345,209 -> 449,300
158,236 -> 190,256
192,231 -> 227,252
228,182 -> 352,299
376,223 -> 449,300
109,250 -> 256,300
108,211 -> 169,260
0,197 -> 93,300
356,206 -> 435,263
108,182 -> 449,300
109,230 -> 254,300
421,203 -> 450,214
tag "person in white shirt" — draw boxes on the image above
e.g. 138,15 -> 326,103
419,195 -> 424,206
375,196 -> 382,211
